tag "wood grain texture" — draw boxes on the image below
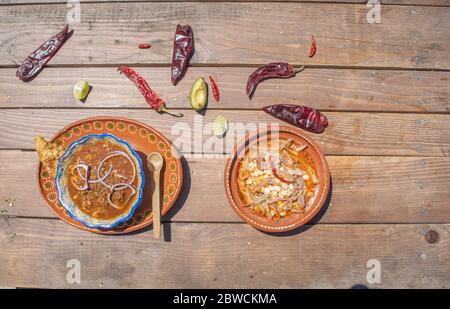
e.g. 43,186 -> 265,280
0,0 -> 449,291
386,0 -> 450,4
1,67 -> 449,112
0,218 -> 448,288
0,109 -> 449,156
1,0 -> 449,6
1,3 -> 449,69
1,151 -> 449,223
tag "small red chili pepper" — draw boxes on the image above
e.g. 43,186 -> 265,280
269,159 -> 295,184
209,76 -> 220,102
118,66 -> 182,117
309,35 -> 317,58
138,43 -> 151,49
272,167 -> 295,184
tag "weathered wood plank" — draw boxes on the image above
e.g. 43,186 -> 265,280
0,109 -> 449,156
1,67 -> 449,112
1,3 -> 449,69
1,151 -> 449,223
0,218 -> 448,288
1,0 -> 449,6
386,0 -> 450,4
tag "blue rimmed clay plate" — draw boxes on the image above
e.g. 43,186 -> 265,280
55,133 -> 145,229
37,117 -> 183,234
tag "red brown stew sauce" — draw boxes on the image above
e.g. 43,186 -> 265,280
296,150 -> 316,194
67,140 -> 138,220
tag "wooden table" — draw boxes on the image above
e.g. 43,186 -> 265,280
0,0 -> 449,289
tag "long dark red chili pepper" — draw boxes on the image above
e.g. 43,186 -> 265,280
209,76 -> 220,102
16,25 -> 72,82
171,24 -> 194,86
118,66 -> 183,117
263,104 -> 328,133
309,35 -> 317,58
246,62 -> 304,98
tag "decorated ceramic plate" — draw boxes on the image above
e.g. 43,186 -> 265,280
37,117 -> 183,234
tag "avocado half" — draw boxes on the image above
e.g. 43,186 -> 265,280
189,77 -> 207,111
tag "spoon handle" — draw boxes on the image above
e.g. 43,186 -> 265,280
152,170 -> 161,239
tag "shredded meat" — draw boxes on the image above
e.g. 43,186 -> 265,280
238,138 -> 319,220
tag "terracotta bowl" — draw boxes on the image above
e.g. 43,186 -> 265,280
224,126 -> 331,233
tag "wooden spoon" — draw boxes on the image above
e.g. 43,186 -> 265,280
147,152 -> 164,239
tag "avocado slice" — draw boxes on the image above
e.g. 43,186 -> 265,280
189,77 -> 207,111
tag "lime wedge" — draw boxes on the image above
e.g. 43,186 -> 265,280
213,115 -> 228,137
73,80 -> 90,101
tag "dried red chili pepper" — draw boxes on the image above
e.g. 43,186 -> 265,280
263,104 -> 328,133
118,66 -> 183,117
138,43 -> 151,49
246,62 -> 304,98
309,35 -> 317,58
16,25 -> 72,82
171,24 -> 194,85
209,76 -> 220,102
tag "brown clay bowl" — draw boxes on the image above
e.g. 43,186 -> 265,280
224,126 -> 330,233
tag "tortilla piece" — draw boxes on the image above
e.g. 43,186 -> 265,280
34,136 -> 66,177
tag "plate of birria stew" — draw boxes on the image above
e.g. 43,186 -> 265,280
224,126 -> 330,232
35,117 -> 183,234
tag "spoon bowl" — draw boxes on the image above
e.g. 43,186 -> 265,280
148,152 -> 164,171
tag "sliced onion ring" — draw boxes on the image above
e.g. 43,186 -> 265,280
71,150 -> 138,210
75,161 -> 113,184
107,183 -> 136,209
97,151 -> 136,190
71,163 -> 89,191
